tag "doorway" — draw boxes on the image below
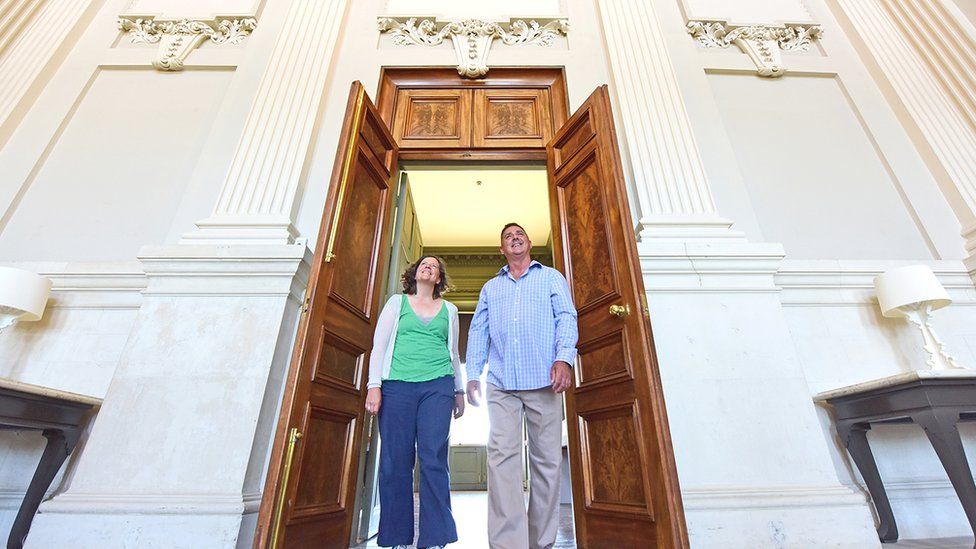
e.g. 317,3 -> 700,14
350,163 -> 575,547
253,68 -> 688,549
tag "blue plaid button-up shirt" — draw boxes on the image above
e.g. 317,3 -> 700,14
466,260 -> 579,391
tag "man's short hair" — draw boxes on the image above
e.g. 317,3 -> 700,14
500,222 -> 527,241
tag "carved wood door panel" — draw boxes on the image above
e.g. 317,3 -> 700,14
547,86 -> 688,548
473,88 -> 553,148
391,88 -> 471,148
255,82 -> 398,549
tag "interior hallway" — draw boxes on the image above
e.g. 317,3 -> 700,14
352,492 -> 575,548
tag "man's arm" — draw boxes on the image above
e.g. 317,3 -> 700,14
551,271 -> 579,366
465,284 -> 491,386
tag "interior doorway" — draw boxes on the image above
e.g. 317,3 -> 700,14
350,162 -> 575,547
253,68 -> 688,549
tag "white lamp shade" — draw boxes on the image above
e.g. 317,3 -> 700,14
874,265 -> 950,318
0,267 -> 52,322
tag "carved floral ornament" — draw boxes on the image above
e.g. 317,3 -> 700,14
377,17 -> 569,78
118,16 -> 257,71
686,20 -> 823,77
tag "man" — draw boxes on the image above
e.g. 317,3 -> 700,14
466,222 -> 578,549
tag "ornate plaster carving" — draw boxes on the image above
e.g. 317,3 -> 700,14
118,16 -> 257,71
377,17 -> 569,78
686,20 -> 822,77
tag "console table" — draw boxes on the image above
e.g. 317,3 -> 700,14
0,378 -> 100,549
816,370 -> 976,546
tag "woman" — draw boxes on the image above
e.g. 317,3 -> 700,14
365,255 -> 465,549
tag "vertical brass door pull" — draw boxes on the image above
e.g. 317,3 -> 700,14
270,427 -> 303,549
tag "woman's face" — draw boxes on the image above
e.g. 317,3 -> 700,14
416,257 -> 441,286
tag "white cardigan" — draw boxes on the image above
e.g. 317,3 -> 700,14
367,294 -> 464,391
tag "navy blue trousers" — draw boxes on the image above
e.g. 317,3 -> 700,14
377,376 -> 458,548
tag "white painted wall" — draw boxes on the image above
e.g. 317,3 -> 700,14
655,0 -> 976,540
778,261 -> 976,538
707,73 -> 933,260
683,0 -> 815,24
0,0 -> 974,545
0,69 -> 232,261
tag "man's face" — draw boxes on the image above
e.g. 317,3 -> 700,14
500,225 -> 531,259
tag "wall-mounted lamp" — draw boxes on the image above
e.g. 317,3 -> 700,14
874,265 -> 967,371
0,267 -> 52,332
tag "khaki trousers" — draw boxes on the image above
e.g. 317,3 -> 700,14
486,383 -> 563,549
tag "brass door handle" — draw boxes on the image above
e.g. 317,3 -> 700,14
270,427 -> 303,549
609,304 -> 630,317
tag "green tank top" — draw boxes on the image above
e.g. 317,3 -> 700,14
388,296 -> 454,382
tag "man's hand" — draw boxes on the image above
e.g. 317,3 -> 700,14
454,394 -> 465,418
365,387 -> 382,415
466,380 -> 482,406
550,361 -> 572,393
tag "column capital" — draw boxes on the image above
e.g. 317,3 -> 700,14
180,215 -> 298,245
637,214 -> 743,242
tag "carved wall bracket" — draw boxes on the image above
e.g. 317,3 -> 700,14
377,17 -> 569,78
686,20 -> 823,77
118,16 -> 257,71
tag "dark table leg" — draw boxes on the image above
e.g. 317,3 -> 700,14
7,428 -> 80,549
915,408 -> 976,549
837,420 -> 898,542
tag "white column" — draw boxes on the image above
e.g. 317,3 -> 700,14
0,0 -> 93,145
837,0 -> 976,262
596,0 -> 740,241
182,0 -> 349,245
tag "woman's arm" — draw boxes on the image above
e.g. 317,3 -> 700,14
450,305 -> 464,392
367,296 -> 398,389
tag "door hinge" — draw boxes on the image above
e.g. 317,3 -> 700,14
301,297 -> 311,314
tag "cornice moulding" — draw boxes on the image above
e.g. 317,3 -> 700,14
38,491 -> 263,515
687,20 -> 823,77
0,261 -> 146,309
377,16 -> 568,77
136,244 -> 311,299
776,259 -> 976,306
117,14 -> 256,71
680,484 -> 866,511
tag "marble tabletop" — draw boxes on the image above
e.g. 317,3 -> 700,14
0,377 -> 102,407
814,369 -> 976,402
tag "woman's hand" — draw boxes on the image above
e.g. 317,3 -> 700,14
365,387 -> 381,415
453,393 -> 465,419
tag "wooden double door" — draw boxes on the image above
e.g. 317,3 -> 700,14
254,71 -> 688,549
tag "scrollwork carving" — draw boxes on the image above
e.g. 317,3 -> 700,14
377,17 -> 569,78
687,20 -> 823,77
118,16 -> 257,71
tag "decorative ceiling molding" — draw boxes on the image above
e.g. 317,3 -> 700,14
377,17 -> 569,78
118,15 -> 257,71
686,20 -> 822,77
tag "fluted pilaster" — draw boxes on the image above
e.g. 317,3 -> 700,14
0,0 -> 44,55
596,0 -> 738,240
184,0 -> 349,244
0,0 -> 91,144
837,0 -> 976,255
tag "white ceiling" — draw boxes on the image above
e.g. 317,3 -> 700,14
405,166 -> 551,247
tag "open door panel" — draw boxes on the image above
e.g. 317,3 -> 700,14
547,85 -> 689,548
255,81 -> 399,549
